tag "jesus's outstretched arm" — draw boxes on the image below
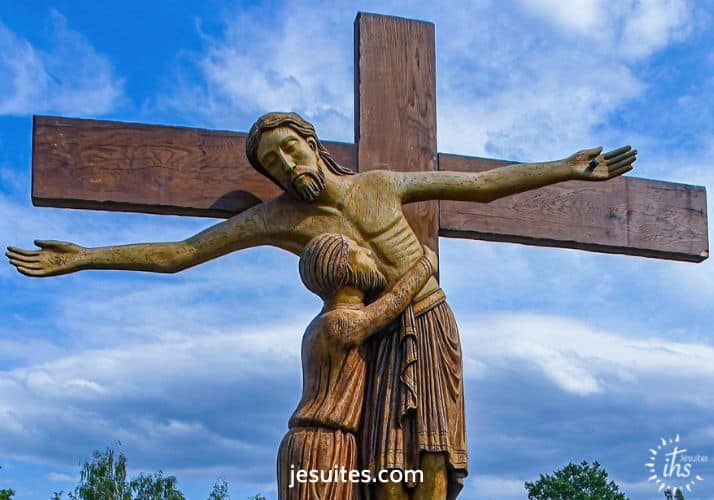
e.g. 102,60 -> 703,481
398,145 -> 636,204
6,202 -> 273,277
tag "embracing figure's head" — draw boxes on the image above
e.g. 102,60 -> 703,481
299,233 -> 386,302
246,112 -> 354,201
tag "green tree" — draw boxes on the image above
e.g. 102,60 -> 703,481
67,446 -> 131,500
664,487 -> 687,499
63,446 -> 185,500
3,446 -> 233,500
207,479 -> 229,500
247,495 -> 265,500
0,465 -> 15,499
525,461 -> 628,500
130,471 -> 185,500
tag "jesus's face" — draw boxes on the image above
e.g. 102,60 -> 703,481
256,126 -> 325,201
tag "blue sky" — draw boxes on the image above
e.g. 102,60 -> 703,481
1,0 -> 713,499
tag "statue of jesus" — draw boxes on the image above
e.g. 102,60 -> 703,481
6,112 -> 636,499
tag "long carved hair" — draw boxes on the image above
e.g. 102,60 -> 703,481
245,112 -> 355,188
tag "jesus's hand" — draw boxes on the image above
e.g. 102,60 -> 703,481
6,240 -> 85,277
566,145 -> 636,181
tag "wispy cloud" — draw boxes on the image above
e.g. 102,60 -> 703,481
516,0 -> 692,59
157,0 -> 696,161
157,3 -> 355,139
1,309 -> 711,495
434,0 -> 694,160
0,324 -> 304,482
47,472 -> 73,482
0,11 -> 125,116
460,312 -> 714,399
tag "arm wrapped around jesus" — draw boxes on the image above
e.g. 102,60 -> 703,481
324,245 -> 437,347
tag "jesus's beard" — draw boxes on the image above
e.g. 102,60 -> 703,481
292,166 -> 326,202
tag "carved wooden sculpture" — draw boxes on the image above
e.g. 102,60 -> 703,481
5,11 -> 708,500
7,111 -> 636,499
279,234 -> 435,499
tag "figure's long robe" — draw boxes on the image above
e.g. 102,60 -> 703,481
361,288 -> 468,499
277,309 -> 366,500
278,427 -> 360,500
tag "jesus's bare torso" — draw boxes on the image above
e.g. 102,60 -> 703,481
259,170 -> 439,296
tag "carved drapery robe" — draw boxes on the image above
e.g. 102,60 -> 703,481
361,288 -> 468,499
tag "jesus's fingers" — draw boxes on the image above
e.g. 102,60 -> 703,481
606,149 -> 637,166
7,259 -> 36,271
17,267 -> 46,277
5,252 -> 41,262
607,154 -> 637,173
587,146 -> 603,159
6,246 -> 40,257
603,145 -> 631,160
11,260 -> 44,270
609,165 -> 634,178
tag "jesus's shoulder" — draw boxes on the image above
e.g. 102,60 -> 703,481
354,169 -> 399,184
260,193 -> 320,225
351,169 -> 402,196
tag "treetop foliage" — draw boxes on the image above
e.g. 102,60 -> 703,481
524,460 -> 628,500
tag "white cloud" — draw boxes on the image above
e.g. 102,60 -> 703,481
517,0 -> 692,59
437,48 -> 644,160
0,324 -> 305,477
0,11 -> 125,116
460,312 -> 714,400
620,0 -> 692,58
433,0 -> 678,160
6,326 -> 302,399
48,472 -> 73,482
1,307 -> 712,477
517,0 -> 612,37
160,4 -> 355,139
156,0 -> 697,164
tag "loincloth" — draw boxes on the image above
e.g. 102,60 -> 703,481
360,288 -> 468,499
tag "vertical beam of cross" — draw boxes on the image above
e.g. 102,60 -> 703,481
355,13 -> 440,255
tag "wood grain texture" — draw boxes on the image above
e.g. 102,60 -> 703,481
438,154 -> 709,262
354,13 -> 439,253
32,115 -> 356,218
31,116 -> 709,262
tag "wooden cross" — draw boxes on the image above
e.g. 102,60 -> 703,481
31,13 -> 708,263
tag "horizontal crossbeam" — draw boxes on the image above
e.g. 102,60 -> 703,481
32,116 -> 708,262
438,154 -> 708,262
